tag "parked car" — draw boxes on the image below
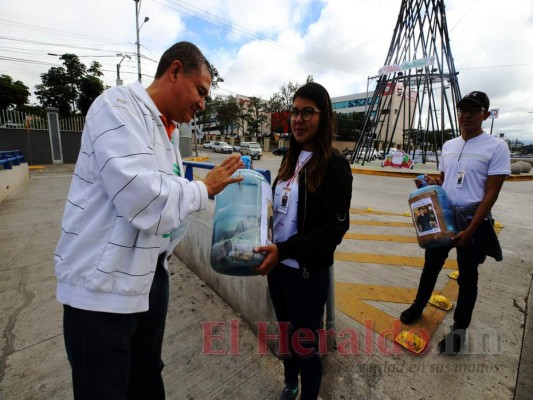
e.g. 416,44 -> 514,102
273,146 -> 288,156
233,144 -> 241,152
240,142 -> 262,160
355,148 -> 378,161
213,141 -> 233,154
203,141 -> 215,149
342,148 -> 354,161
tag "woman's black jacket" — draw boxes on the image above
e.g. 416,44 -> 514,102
273,150 -> 353,275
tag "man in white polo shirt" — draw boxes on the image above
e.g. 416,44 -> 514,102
400,91 -> 510,354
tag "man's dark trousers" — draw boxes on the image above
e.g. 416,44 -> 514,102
63,254 -> 169,400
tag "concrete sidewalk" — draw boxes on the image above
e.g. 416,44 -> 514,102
0,164 -> 531,399
0,164 -> 283,399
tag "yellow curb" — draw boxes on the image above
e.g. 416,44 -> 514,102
350,166 -> 533,181
184,156 -> 209,162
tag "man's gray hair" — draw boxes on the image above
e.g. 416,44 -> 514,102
154,41 -> 213,79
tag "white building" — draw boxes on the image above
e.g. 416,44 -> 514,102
331,84 -> 417,147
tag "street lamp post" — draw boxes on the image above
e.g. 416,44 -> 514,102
366,74 -> 380,114
116,53 -> 131,86
134,0 -> 149,83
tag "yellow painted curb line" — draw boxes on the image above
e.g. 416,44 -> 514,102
184,156 -> 209,162
335,252 -> 458,269
350,220 -> 414,227
350,166 -> 533,181
350,207 -> 411,217
344,232 -> 417,243
335,278 -> 458,341
350,167 -> 431,179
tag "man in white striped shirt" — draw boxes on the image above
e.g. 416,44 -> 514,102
55,42 -> 243,399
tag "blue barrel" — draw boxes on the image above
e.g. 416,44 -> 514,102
210,169 -> 273,275
408,175 -> 457,248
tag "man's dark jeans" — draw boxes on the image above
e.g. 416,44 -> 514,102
413,231 -> 488,330
63,256 -> 169,400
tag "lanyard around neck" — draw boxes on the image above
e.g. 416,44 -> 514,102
286,154 -> 312,187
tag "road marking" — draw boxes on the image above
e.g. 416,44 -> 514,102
350,207 -> 411,217
343,232 -> 417,243
335,279 -> 458,337
335,252 -> 457,269
333,206 -> 465,347
351,220 -> 414,227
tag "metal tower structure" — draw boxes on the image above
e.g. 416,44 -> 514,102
351,0 -> 462,166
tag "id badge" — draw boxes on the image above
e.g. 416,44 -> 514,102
456,171 -> 465,187
277,187 -> 291,214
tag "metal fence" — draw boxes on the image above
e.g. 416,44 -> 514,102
0,109 -> 85,131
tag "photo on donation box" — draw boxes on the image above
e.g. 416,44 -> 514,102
411,197 -> 441,236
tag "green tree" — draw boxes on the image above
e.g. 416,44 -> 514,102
268,81 -> 299,113
77,62 -> 106,115
35,66 -> 77,117
0,75 -> 30,109
196,96 -> 217,136
267,77 -> 313,134
245,96 -> 269,137
335,111 -> 365,140
216,96 -> 240,136
35,54 -> 105,117
236,99 -> 248,137
209,64 -> 224,89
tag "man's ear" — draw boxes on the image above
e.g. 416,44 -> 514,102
170,60 -> 183,80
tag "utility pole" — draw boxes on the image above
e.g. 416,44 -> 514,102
116,53 -> 131,86
134,0 -> 149,83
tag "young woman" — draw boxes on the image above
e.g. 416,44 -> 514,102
255,82 -> 353,400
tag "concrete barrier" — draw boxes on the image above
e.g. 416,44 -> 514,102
174,203 -> 278,335
0,162 -> 30,203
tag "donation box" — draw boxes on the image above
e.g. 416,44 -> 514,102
210,169 -> 273,275
408,177 -> 457,249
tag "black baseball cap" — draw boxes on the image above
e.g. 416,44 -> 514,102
457,91 -> 490,109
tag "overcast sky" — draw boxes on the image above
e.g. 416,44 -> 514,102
1,0 -> 532,141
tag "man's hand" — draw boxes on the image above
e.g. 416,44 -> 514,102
451,229 -> 473,247
203,154 -> 244,196
254,244 -> 279,276
414,174 -> 440,188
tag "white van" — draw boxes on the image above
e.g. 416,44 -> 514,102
240,142 -> 263,160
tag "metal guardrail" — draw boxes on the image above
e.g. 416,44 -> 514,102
0,150 -> 26,169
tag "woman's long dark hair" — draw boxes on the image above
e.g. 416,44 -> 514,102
277,82 -> 336,193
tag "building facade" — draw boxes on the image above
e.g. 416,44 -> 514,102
331,84 -> 417,149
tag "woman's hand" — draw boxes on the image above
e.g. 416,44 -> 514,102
254,244 -> 279,276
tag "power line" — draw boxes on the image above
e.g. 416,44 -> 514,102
0,56 -> 54,66
450,0 -> 480,32
0,18 -> 131,46
155,0 -> 361,74
0,35 -> 128,54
